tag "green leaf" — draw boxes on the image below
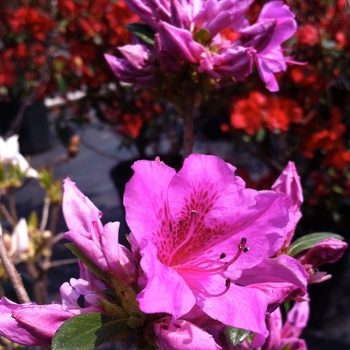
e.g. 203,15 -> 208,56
287,232 -> 345,257
55,73 -> 67,94
226,326 -> 252,346
52,313 -> 129,350
125,23 -> 155,45
65,243 -> 110,283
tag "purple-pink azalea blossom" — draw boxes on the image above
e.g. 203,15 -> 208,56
105,0 -> 298,91
154,317 -> 222,350
271,161 -> 303,249
266,300 -> 309,350
124,154 -> 308,346
0,298 -> 74,346
0,179 -> 132,346
62,178 -> 137,284
0,156 -> 347,348
270,162 -> 348,284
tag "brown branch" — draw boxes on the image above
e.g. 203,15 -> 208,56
0,232 -> 30,304
0,202 -> 16,229
182,86 -> 197,159
7,189 -> 17,224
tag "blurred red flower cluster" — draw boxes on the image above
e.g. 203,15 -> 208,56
0,0 -> 170,148
0,0 -> 138,99
227,91 -> 303,135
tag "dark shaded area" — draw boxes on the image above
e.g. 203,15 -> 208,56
0,101 -> 51,154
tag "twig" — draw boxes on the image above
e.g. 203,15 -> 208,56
39,197 -> 50,233
0,202 -> 16,229
50,232 -> 64,246
49,258 -> 78,268
182,86 -> 197,159
7,189 -> 17,225
0,229 -> 30,304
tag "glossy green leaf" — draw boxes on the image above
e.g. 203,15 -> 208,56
287,232 -> 344,257
65,243 -> 110,283
125,23 -> 155,45
52,313 -> 129,350
226,326 -> 252,346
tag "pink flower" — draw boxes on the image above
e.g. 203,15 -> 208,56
104,43 -> 160,90
154,317 -> 222,350
238,1 -> 298,91
0,258 -> 108,346
300,238 -> 348,284
270,161 -> 348,284
124,154 -> 297,346
62,178 -> 137,284
107,0 -> 298,91
271,161 -> 303,249
0,298 -> 76,346
266,301 -> 309,350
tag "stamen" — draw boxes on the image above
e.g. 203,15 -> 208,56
175,237 -> 249,274
191,278 -> 231,298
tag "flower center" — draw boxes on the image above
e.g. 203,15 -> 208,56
172,210 -> 249,297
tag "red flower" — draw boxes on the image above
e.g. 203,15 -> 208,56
295,24 -> 320,46
229,92 -> 303,135
9,7 -> 55,41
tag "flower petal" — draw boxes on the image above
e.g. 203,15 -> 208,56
136,241 -> 196,319
236,255 -> 308,295
0,298 -> 50,346
155,317 -> 222,350
124,158 -> 176,248
200,282 -> 268,346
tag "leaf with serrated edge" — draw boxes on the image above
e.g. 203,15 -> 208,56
287,232 -> 344,257
52,313 -> 129,350
226,326 -> 251,346
65,243 -> 110,283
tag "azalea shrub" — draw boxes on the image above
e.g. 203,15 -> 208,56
0,0 -> 349,349
0,155 -> 347,349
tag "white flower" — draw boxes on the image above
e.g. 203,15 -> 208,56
9,218 -> 29,257
0,135 -> 38,178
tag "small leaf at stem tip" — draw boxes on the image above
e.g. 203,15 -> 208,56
65,243 -> 110,283
125,23 -> 155,45
225,326 -> 252,346
52,312 -> 129,350
287,232 -> 345,257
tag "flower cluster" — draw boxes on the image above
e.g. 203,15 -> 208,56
105,0 -> 298,93
0,155 -> 346,349
0,4 -> 55,100
225,91 -> 303,135
0,0 -> 138,100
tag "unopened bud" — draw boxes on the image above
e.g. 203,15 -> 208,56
67,134 -> 80,157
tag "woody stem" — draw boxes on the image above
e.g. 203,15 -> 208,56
182,86 -> 197,159
0,231 -> 30,303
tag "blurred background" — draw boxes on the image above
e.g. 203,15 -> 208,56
1,0 -> 350,348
